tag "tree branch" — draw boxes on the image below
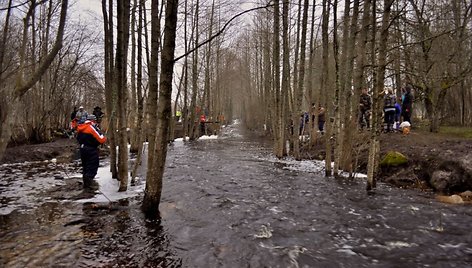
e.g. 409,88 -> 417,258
173,1 -> 274,62
14,0 -> 68,99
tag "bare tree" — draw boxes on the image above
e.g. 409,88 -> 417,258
0,0 -> 68,161
102,0 -> 118,179
322,0 -> 332,177
367,0 -> 394,191
130,0 -> 146,184
405,0 -> 472,132
292,0 -> 309,160
272,0 -> 283,157
142,0 -> 179,218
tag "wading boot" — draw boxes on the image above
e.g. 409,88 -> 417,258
83,176 -> 99,192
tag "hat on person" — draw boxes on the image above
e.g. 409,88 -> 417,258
79,106 -> 84,109
87,114 -> 97,121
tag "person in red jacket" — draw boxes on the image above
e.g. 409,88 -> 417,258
76,114 -> 107,190
199,113 -> 206,136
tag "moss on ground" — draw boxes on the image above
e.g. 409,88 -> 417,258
380,151 -> 408,167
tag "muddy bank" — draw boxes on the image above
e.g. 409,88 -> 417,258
301,129 -> 472,196
1,138 -> 78,164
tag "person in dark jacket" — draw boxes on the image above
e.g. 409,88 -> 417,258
92,106 -> 104,125
358,88 -> 372,129
76,114 -> 107,190
401,86 -> 413,124
383,88 -> 396,132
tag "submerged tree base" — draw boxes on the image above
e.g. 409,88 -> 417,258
141,198 -> 162,219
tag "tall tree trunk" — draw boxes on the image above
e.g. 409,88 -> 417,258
308,1 -> 319,145
130,0 -> 145,184
182,0 -> 190,140
263,19 -> 273,137
367,0 -> 393,191
189,0 -> 200,141
144,0 -> 160,196
333,0 -> 348,177
321,0 -> 331,176
273,0 -> 283,158
102,0 -> 118,179
204,0 -> 216,120
293,0 -> 309,160
142,0 -> 179,219
291,0 -> 302,157
281,0 -> 290,156
352,0 -> 372,108
339,0 -> 360,176
129,0 -> 138,154
116,0 -> 131,192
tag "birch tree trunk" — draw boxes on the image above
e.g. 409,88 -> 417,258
102,0 -> 118,179
352,0 -> 371,108
281,0 -> 290,156
129,0 -> 138,154
130,0 -> 145,184
308,1 -> 319,145
115,0 -> 131,191
333,0 -> 348,177
182,0 -> 190,139
204,1 -> 216,119
339,0 -> 360,176
142,0 -> 179,219
188,0 -> 200,141
144,0 -> 160,195
272,0 -> 283,158
367,0 -> 393,191
292,0 -> 309,160
321,0 -> 331,177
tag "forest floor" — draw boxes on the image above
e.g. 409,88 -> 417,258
1,125 -> 471,195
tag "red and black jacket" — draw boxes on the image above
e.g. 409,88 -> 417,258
76,121 -> 107,147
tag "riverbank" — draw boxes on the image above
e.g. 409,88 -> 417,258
300,126 -> 472,198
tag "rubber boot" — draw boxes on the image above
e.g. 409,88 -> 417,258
83,176 -> 99,191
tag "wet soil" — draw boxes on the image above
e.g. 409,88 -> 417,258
300,128 -> 472,193
1,138 -> 78,164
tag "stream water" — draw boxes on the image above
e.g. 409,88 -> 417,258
0,123 -> 471,267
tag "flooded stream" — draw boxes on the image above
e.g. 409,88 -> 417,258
1,123 -> 471,267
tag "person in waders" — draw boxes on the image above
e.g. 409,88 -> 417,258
76,114 -> 107,190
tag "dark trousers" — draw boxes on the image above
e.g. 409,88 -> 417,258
80,146 -> 99,179
200,122 -> 206,136
359,110 -> 370,128
318,120 -> 325,132
403,111 -> 411,124
384,109 -> 395,131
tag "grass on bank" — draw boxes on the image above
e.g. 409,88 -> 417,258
412,119 -> 472,139
439,126 -> 472,139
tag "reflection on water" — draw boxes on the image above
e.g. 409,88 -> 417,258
1,124 -> 472,267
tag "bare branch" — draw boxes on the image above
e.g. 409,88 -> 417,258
173,1 -> 274,62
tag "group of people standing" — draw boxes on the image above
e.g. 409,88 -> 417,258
358,85 -> 413,132
298,103 -> 326,136
70,106 -> 107,190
